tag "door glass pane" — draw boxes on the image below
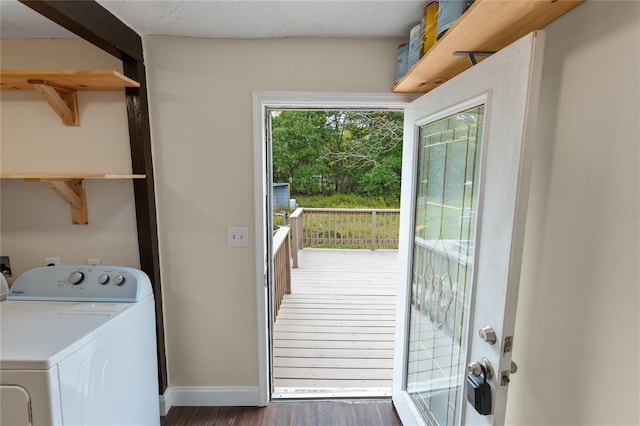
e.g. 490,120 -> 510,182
406,104 -> 484,425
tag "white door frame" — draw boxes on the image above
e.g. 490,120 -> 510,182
252,92 -> 414,405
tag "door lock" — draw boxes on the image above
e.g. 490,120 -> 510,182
467,357 -> 493,415
479,326 -> 497,345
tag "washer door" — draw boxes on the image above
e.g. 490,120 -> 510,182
0,385 -> 31,425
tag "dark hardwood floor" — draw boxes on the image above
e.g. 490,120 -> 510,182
161,399 -> 401,426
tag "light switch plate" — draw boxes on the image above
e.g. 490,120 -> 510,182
227,226 -> 249,247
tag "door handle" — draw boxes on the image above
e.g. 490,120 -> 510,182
467,357 -> 493,415
467,357 -> 494,379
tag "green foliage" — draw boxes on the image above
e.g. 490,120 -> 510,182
359,164 -> 400,197
271,110 -> 403,198
271,111 -> 329,195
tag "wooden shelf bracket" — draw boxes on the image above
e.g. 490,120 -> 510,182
452,51 -> 496,66
1,174 -> 146,226
28,79 -> 79,126
25,178 -> 88,224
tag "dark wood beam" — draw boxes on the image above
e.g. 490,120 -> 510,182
19,1 -> 142,61
123,60 -> 168,392
18,0 -> 167,393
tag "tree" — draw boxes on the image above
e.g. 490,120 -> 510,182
271,111 -> 329,194
271,110 -> 404,198
323,111 -> 403,197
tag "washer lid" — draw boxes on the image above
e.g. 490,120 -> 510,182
0,300 -> 134,370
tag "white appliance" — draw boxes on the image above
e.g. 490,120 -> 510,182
0,274 -> 8,301
0,266 -> 159,426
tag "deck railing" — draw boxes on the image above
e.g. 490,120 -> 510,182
289,208 -> 400,263
272,226 -> 291,321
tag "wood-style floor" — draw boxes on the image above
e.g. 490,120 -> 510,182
160,400 -> 401,426
273,249 -> 398,395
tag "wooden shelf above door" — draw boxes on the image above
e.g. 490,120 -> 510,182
393,0 -> 583,94
0,70 -> 140,126
1,174 -> 146,225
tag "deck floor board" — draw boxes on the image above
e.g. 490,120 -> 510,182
273,249 -> 398,396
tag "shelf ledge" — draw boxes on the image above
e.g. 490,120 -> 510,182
1,173 -> 146,179
1,69 -> 140,126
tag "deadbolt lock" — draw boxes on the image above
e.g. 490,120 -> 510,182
479,326 -> 497,345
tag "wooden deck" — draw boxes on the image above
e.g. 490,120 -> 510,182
273,249 -> 398,398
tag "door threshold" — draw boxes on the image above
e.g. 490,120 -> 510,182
272,387 -> 392,400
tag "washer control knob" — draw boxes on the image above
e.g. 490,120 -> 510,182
97,274 -> 110,285
113,275 -> 126,286
68,271 -> 84,285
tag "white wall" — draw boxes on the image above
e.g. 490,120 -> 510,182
142,36 -> 403,388
506,2 -> 639,424
0,39 -> 140,280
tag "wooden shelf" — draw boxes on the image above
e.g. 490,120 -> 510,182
0,173 -> 145,179
0,70 -> 139,126
1,174 -> 146,225
393,0 -> 583,93
0,70 -> 139,91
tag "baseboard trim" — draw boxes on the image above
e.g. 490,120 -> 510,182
159,388 -> 173,416
164,386 -> 261,408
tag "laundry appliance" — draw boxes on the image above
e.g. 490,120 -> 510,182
0,265 -> 159,425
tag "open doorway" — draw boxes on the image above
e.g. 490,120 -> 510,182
253,93 -> 410,402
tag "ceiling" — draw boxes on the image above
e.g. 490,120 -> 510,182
0,0 -> 426,40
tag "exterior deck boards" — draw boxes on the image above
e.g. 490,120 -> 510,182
273,249 -> 398,396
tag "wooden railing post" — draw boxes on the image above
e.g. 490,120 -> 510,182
370,210 -> 377,251
272,226 -> 291,322
289,207 -> 304,268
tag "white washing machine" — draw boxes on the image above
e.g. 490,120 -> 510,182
0,266 -> 159,425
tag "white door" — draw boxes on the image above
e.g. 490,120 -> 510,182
393,31 -> 545,425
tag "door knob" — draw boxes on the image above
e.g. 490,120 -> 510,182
510,360 -> 518,374
479,326 -> 497,345
467,357 -> 494,379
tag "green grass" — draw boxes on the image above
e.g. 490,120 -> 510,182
272,194 -> 400,248
302,210 -> 400,249
292,193 -> 400,209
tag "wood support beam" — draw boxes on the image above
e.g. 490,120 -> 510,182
123,59 -> 168,393
29,80 -> 79,126
19,0 -> 167,392
19,1 -> 143,62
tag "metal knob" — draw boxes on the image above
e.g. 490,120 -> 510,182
467,357 -> 493,379
68,271 -> 84,285
479,326 -> 497,345
468,362 -> 484,377
510,360 -> 518,374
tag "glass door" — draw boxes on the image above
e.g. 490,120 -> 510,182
406,104 -> 484,425
393,31 -> 546,425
